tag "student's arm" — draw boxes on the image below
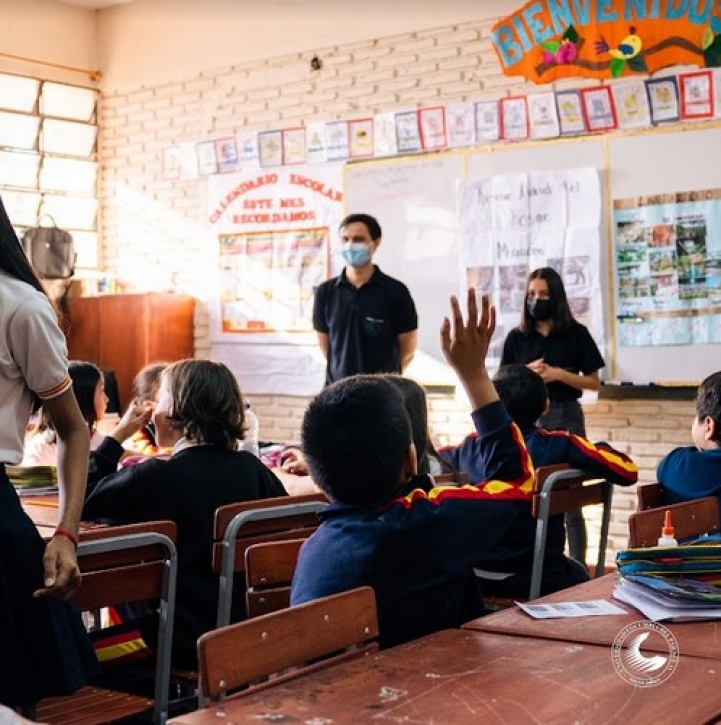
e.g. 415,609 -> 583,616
398,330 -> 417,371
37,388 -> 90,599
83,460 -> 151,522
440,290 -> 533,497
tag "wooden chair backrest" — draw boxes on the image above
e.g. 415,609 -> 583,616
628,497 -> 720,548
198,586 -> 378,703
636,482 -> 664,511
433,471 -> 470,486
245,538 -> 306,618
212,492 -> 327,575
76,520 -> 177,609
532,463 -> 607,518
36,521 -> 178,725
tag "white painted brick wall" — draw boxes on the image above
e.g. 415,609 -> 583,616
97,15 -> 700,566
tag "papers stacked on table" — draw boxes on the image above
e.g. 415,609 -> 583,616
8,465 -> 58,495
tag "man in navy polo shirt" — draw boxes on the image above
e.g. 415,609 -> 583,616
313,213 -> 418,385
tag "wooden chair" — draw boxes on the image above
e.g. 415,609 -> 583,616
35,521 -> 178,725
433,471 -> 470,486
530,464 -> 613,600
628,497 -> 720,547
198,586 -> 378,705
214,493 -> 328,627
245,537 -> 306,618
636,482 -> 664,511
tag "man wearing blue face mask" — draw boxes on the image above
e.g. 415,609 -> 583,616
313,213 -> 418,384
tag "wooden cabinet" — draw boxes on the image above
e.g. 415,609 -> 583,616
65,293 -> 195,411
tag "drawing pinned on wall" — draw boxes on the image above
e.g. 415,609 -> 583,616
680,70 -> 715,120
528,92 -> 560,139
349,118 -> 374,158
500,96 -> 530,140
475,100 -> 500,142
446,103 -> 476,147
258,130 -> 283,168
394,110 -> 422,153
215,137 -> 239,173
581,86 -> 618,132
646,76 -> 680,123
196,140 -> 218,176
611,80 -> 652,129
373,112 -> 398,157
613,188 -> 721,348
237,133 -> 259,162
418,106 -> 448,150
282,128 -> 306,165
305,123 -> 327,163
555,90 -> 586,134
325,121 -> 350,161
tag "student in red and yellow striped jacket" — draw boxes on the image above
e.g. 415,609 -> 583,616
292,291 -> 534,648
440,363 -> 638,599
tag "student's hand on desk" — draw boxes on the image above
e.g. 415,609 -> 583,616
440,289 -> 496,376
110,401 -> 152,444
280,448 -> 309,476
34,535 -> 82,600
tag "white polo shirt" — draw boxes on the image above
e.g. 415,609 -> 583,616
0,270 -> 70,464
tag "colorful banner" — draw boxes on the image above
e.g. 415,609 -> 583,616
457,168 -> 605,366
492,0 -> 721,83
613,188 -> 721,347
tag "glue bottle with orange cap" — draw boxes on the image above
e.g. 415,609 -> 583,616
657,510 -> 678,547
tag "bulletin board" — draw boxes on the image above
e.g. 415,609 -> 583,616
345,124 -> 721,386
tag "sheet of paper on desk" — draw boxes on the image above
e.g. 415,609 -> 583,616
517,599 -> 627,619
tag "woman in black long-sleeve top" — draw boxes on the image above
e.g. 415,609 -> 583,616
501,267 -> 604,565
83,359 -> 287,669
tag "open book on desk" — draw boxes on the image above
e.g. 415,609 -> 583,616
614,575 -> 721,622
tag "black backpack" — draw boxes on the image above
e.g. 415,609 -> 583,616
22,216 -> 75,280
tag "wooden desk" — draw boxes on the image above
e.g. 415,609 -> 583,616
465,573 -> 721,661
169,629 -> 721,724
22,494 -> 60,531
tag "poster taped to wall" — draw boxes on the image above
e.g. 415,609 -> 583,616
207,163 -> 344,339
457,167 -> 605,366
613,189 -> 721,347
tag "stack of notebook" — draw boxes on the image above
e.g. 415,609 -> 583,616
8,465 -> 59,496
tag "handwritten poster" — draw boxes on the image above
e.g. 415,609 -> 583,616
207,164 -> 344,395
457,168 -> 604,364
613,188 -> 721,347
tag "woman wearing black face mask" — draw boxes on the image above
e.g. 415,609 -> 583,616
500,266 -> 604,565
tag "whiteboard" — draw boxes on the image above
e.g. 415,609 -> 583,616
610,126 -> 721,384
345,153 -> 464,377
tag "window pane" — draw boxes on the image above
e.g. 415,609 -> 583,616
40,195 -> 97,230
0,111 -> 40,149
0,151 -> 40,188
70,230 -> 99,268
0,74 -> 39,113
41,82 -> 97,122
1,190 -> 41,226
41,158 -> 97,194
41,119 -> 97,156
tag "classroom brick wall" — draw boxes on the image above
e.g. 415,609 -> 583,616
97,16 -> 697,565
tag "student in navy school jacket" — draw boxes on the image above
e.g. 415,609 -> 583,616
440,363 -> 638,599
291,291 -> 534,648
657,371 -> 721,514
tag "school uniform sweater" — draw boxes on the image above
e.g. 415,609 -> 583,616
290,400 -> 534,648
83,438 -> 288,668
440,426 -> 638,588
657,446 -> 721,515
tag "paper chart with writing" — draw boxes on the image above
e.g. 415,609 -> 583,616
457,168 -> 604,365
518,599 -> 627,619
613,188 -> 721,347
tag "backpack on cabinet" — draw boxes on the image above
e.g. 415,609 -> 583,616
22,216 -> 76,280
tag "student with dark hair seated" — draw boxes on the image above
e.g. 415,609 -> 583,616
657,370 -> 721,513
83,359 -> 287,668
291,290 -> 534,648
440,363 -> 638,598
